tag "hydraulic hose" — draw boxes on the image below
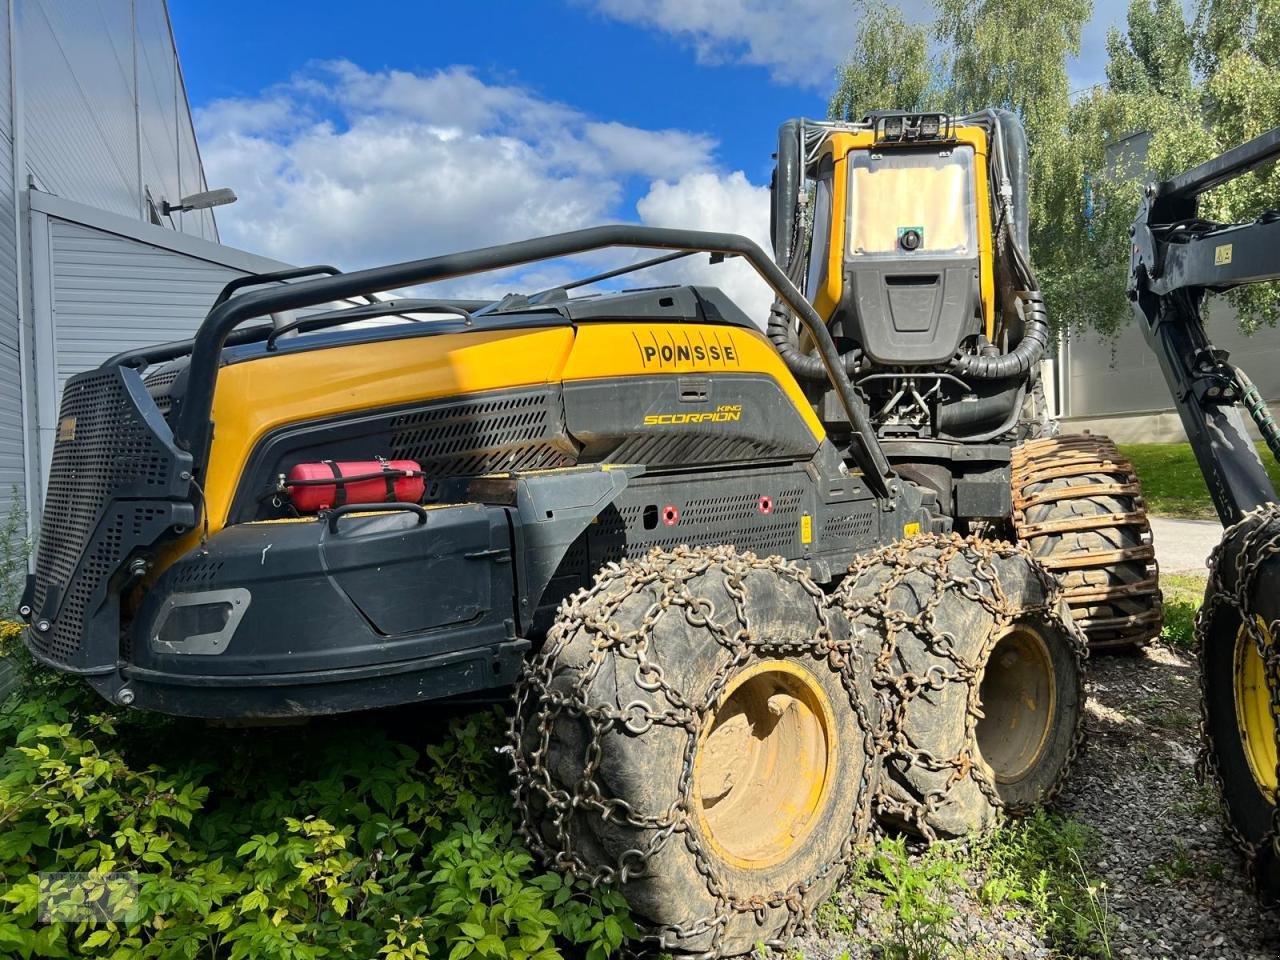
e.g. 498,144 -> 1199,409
935,378 -> 1025,441
950,289 -> 1049,379
992,108 -> 1031,257
767,298 -> 863,379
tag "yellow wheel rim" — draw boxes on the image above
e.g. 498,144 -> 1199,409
976,623 -> 1057,783
1234,620 -> 1278,799
692,661 -> 837,870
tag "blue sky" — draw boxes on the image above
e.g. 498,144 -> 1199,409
169,1 -> 1124,313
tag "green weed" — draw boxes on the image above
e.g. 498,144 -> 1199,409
848,835 -> 966,960
1161,574 -> 1207,650
0,656 -> 635,959
974,810 -> 1114,958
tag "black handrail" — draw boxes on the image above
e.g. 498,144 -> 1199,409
174,224 -> 895,496
211,265 -> 343,307
264,299 -> 488,351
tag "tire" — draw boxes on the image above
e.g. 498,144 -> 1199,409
835,533 -> 1086,839
1012,434 -> 1162,650
1198,505 -> 1280,897
510,547 -> 876,957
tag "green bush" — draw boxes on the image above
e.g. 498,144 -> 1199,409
0,644 -> 635,960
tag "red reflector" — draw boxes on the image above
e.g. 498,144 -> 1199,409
285,459 -> 425,513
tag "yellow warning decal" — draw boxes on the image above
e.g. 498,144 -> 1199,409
800,514 -> 813,545
903,521 -> 922,537
1215,243 -> 1233,266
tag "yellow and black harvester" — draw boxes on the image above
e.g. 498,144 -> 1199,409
25,111 -> 1103,954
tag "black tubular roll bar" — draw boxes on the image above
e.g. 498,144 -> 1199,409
1129,126 -> 1280,524
172,225 -> 895,497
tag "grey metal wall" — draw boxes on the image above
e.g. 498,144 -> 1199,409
1060,300 -> 1280,423
46,217 -> 246,389
17,0 -> 215,240
0,1 -> 21,526
0,0 -> 221,545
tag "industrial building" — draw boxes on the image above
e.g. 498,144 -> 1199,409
0,0 -> 296,539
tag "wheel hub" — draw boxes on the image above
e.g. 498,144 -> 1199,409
693,661 -> 836,869
1235,620 -> 1278,798
976,623 -> 1057,783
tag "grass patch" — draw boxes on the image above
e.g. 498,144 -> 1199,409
836,811 -> 1114,959
1119,442 -> 1280,520
975,812 -> 1114,958
1161,573 -> 1207,649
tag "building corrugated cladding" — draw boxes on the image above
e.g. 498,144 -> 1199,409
0,3 -> 20,522
47,217 -> 252,391
18,0 -> 215,239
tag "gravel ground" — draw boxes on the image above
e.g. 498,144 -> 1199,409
791,641 -> 1280,959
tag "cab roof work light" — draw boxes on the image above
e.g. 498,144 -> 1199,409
871,113 -> 954,145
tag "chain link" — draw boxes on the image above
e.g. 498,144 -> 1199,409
839,533 -> 1089,840
508,545 -> 877,957
1194,503 -> 1280,887
509,535 -> 1087,954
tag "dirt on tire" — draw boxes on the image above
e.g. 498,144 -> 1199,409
836,533 -> 1086,839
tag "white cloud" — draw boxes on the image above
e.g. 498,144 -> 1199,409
585,0 -> 941,88
636,171 -> 774,320
198,60 -> 772,320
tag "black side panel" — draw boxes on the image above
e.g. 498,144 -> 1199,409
130,507 -> 514,679
533,458 -> 884,626
563,373 -> 819,468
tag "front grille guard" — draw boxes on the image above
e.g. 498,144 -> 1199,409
23,365 -> 195,676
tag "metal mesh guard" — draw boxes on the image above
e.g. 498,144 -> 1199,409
31,367 -> 179,664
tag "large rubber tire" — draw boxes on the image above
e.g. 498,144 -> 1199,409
1198,505 -> 1280,897
1012,434 -> 1162,650
510,547 -> 876,957
836,534 -> 1086,839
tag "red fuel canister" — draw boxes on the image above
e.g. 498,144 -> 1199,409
284,459 -> 425,512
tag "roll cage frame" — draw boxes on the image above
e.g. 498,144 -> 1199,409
117,225 -> 899,501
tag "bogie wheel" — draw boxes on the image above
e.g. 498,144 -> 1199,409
510,546 -> 876,957
836,534 -> 1086,838
1012,434 -> 1162,650
1198,505 -> 1280,897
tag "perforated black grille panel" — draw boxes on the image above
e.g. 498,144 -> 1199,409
821,507 -> 877,542
143,367 -> 182,422
31,370 -> 178,663
599,486 -> 808,564
389,392 -> 574,476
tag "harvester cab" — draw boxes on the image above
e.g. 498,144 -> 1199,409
1128,125 -> 1280,895
769,110 -> 1161,648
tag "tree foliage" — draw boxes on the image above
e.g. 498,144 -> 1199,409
829,0 -> 1280,335
829,1 -> 936,122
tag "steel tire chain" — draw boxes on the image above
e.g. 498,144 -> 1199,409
837,532 -> 1089,841
1194,502 -> 1280,889
508,544 -> 878,958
